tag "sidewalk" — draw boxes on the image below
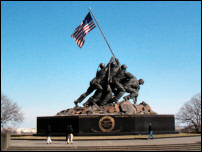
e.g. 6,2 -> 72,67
10,136 -> 201,147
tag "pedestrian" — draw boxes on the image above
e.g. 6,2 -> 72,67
148,123 -> 154,139
46,125 -> 52,144
66,125 -> 74,144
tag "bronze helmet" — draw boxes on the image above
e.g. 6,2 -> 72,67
99,63 -> 105,69
139,79 -> 144,85
121,64 -> 127,69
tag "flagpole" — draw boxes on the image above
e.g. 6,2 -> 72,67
88,7 -> 116,58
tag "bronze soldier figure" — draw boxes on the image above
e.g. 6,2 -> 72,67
98,58 -> 121,106
123,78 -> 144,104
74,57 -> 114,107
110,64 -> 135,103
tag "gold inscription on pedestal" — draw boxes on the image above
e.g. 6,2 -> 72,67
99,116 -> 115,132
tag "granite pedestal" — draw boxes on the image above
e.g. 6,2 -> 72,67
36,114 -> 177,136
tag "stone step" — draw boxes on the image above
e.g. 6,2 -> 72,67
7,143 -> 201,151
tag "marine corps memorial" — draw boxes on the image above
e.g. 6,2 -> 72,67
36,8 -> 176,136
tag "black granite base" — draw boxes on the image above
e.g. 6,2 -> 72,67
36,114 -> 177,136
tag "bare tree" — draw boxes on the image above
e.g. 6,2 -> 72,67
1,93 -> 24,128
176,93 -> 201,133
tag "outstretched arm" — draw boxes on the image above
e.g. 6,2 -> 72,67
106,56 -> 115,68
110,56 -> 115,63
115,58 -> 121,67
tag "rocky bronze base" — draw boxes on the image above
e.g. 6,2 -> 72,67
36,114 -> 177,136
56,101 -> 157,116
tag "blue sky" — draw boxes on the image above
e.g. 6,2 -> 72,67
1,1 -> 201,128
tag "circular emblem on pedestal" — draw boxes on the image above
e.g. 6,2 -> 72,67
99,116 -> 115,132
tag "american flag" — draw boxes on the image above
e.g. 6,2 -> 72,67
71,12 -> 96,48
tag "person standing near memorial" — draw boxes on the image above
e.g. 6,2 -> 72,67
148,123 -> 154,139
66,125 -> 74,144
46,125 -> 52,144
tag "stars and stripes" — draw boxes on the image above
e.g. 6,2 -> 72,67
71,12 -> 96,48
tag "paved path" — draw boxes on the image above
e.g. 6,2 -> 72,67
10,136 -> 201,147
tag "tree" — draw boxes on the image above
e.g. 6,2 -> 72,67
176,93 -> 201,133
1,93 -> 24,128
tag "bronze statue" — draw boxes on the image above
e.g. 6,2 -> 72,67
97,58 -> 121,106
73,57 -> 144,107
74,57 -> 114,107
109,64 -> 135,103
122,77 -> 144,104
